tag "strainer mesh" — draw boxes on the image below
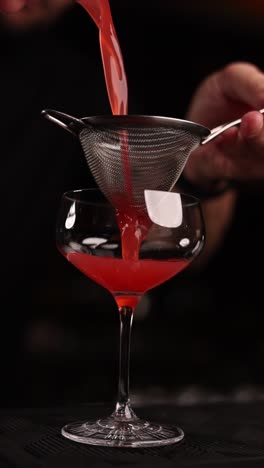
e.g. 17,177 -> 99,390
79,124 -> 200,209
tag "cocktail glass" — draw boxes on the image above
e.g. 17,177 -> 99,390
56,187 -> 205,447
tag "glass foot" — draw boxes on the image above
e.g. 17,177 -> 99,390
61,416 -> 184,447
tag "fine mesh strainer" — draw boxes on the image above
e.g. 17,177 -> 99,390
42,109 -> 264,209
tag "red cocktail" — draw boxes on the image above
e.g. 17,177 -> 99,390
63,252 -> 189,309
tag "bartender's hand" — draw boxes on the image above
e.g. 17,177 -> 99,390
180,61 -> 264,269
0,0 -> 73,28
184,61 -> 264,190
0,0 -> 26,12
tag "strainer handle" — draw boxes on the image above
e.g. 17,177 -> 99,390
201,108 -> 264,145
41,109 -> 87,136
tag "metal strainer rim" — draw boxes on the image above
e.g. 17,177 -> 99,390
81,114 -> 210,138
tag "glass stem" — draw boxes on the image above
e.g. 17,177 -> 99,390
113,305 -> 137,421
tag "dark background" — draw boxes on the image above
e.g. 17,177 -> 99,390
1,0 -> 264,409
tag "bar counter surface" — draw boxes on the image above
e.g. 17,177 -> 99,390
1,400 -> 264,467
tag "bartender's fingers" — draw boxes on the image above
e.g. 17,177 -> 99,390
239,110 -> 264,139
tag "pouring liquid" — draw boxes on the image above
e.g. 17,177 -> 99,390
77,0 -> 150,262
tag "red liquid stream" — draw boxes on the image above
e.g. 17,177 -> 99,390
75,1 -> 181,307
65,252 -> 189,309
77,0 -> 149,261
77,0 -> 135,242
77,0 -> 128,115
